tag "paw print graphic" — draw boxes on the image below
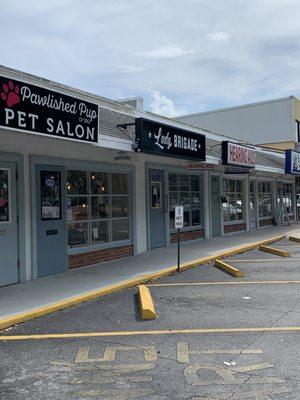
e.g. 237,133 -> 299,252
1,80 -> 20,107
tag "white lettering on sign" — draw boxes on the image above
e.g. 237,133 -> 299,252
227,142 -> 256,167
152,127 -> 200,153
3,109 -> 95,141
20,86 -> 97,122
175,205 -> 184,229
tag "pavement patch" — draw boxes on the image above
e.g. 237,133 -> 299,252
138,285 -> 157,320
259,244 -> 291,257
215,259 -> 245,277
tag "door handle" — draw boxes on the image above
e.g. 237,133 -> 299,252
46,229 -> 58,236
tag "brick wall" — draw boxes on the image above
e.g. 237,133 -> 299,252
259,218 -> 274,228
224,223 -> 246,234
170,229 -> 204,244
68,244 -> 134,270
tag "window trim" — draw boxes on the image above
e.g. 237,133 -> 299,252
222,178 -> 245,226
277,181 -> 295,217
169,172 -> 204,233
67,168 -> 133,254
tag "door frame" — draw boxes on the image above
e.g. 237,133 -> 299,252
145,163 -> 168,251
209,172 -> 223,237
30,155 -> 136,279
35,164 -> 67,278
0,151 -> 25,283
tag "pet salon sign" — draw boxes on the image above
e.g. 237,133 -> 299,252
0,76 -> 98,143
135,118 -> 206,161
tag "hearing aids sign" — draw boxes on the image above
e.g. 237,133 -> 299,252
0,76 -> 98,143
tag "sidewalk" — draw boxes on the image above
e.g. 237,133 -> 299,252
1,225 -> 300,327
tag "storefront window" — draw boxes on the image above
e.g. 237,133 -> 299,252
0,169 -> 9,223
258,181 -> 272,218
40,171 -> 61,220
277,182 -> 294,216
168,173 -> 203,230
67,170 -> 131,248
222,179 -> 244,223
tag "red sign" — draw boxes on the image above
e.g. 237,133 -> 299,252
222,141 -> 256,168
187,162 -> 215,170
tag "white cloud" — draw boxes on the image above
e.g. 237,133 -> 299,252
117,65 -> 144,74
149,90 -> 187,117
205,32 -> 231,42
135,46 -> 195,59
2,1 -> 300,113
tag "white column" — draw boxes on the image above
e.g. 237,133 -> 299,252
134,156 -> 147,254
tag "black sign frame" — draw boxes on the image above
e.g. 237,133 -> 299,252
135,118 -> 206,161
0,76 -> 98,143
222,141 -> 256,168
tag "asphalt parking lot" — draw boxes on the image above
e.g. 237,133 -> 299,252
1,237 -> 300,399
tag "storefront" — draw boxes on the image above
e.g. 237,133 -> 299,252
0,66 -> 296,287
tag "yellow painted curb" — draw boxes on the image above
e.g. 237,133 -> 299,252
289,235 -> 300,244
259,244 -> 291,257
215,259 -> 245,277
138,285 -> 157,320
0,234 -> 285,331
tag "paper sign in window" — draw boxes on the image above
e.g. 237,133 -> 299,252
40,171 -> 61,220
0,169 -> 10,223
151,182 -> 162,208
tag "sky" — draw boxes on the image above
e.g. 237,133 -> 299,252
1,0 -> 300,117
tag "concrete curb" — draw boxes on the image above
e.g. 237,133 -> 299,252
289,235 -> 300,244
138,285 -> 157,320
215,259 -> 245,277
0,234 -> 285,331
259,244 -> 291,257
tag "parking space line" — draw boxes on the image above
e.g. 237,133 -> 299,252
1,326 -> 300,341
148,280 -> 300,287
225,258 -> 300,262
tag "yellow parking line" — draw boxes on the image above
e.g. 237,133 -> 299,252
1,326 -> 300,341
148,280 -> 300,287
225,259 -> 300,263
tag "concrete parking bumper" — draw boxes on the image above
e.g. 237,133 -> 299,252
0,233 -> 288,331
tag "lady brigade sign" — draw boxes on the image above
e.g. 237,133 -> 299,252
0,76 -> 98,143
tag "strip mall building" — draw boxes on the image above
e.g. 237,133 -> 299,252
0,65 -> 298,287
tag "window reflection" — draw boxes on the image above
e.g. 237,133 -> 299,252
168,174 -> 203,229
67,170 -> 131,248
222,179 -> 244,223
40,171 -> 61,220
